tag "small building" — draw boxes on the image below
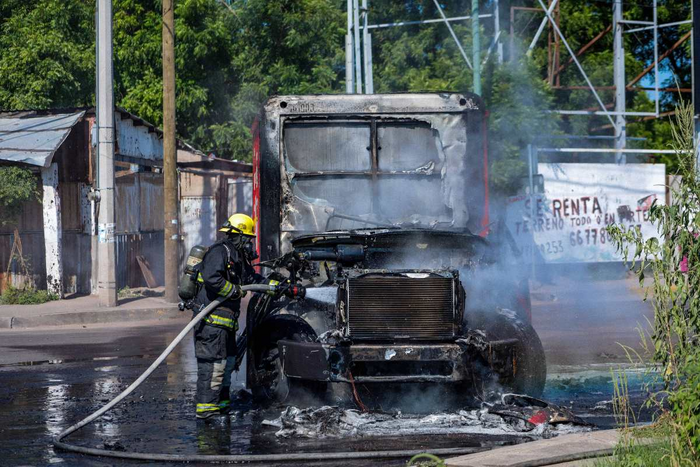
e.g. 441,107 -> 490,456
0,108 -> 252,297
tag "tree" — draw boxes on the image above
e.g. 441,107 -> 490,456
0,0 -> 94,109
369,0 -> 474,92
113,0 -> 242,158
482,59 -> 560,194
0,0 -> 345,161
211,0 -> 345,160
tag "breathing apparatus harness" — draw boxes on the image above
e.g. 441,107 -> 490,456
177,233 -> 259,311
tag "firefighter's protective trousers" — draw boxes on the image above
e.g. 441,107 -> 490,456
194,307 -> 238,416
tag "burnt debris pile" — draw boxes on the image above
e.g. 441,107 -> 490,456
262,394 -> 590,440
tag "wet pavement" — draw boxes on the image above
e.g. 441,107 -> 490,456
0,321 -> 505,466
0,272 -> 656,466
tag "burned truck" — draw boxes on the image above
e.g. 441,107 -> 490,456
245,93 -> 546,405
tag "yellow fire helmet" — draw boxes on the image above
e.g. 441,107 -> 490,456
220,213 -> 256,237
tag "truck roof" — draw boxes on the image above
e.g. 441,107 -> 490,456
263,92 -> 484,116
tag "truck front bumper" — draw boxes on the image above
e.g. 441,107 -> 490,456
277,340 -> 514,384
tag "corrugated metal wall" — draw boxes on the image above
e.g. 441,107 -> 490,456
114,172 -> 164,289
228,178 -> 253,216
179,171 -> 219,273
115,232 -> 164,289
59,182 -> 91,294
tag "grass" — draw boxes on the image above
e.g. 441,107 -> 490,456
596,382 -> 675,467
594,437 -> 672,467
0,286 -> 58,305
407,453 -> 446,466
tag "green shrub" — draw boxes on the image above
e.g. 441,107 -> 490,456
407,453 -> 445,467
0,286 -> 58,305
608,99 -> 700,465
667,358 -> 700,462
595,440 -> 673,467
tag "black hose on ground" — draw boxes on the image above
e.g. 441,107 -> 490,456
53,284 -> 483,463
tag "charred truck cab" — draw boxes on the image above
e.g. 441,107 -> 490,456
248,93 -> 546,404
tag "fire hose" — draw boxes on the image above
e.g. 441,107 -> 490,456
52,283 -> 483,463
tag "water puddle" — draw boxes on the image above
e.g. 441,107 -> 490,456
0,354 -> 151,368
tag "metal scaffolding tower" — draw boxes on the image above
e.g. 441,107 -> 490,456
346,1 -> 693,162
518,0 -> 692,161
613,0 -> 627,162
345,0 -> 502,95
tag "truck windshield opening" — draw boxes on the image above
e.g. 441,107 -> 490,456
283,119 -> 457,232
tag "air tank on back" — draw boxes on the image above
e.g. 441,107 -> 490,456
178,244 -> 208,300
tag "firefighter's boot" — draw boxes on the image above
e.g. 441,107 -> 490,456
196,401 -> 222,419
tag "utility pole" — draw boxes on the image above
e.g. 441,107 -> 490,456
472,0 -> 482,95
163,0 -> 179,303
362,0 -> 374,94
96,0 -> 118,307
494,0 -> 503,64
613,0 -> 626,163
353,0 -> 362,93
346,0 -> 354,93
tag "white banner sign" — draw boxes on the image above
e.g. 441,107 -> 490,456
505,163 -> 665,263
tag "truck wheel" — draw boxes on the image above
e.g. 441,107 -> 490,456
250,314 -> 327,404
467,308 -> 546,398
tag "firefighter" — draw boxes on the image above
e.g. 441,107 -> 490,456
193,213 -> 264,419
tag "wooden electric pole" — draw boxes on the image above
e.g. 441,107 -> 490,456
163,0 -> 179,303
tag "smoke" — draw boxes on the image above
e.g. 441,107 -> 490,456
303,286 -> 337,304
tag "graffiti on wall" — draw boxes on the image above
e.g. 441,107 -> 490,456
505,163 -> 666,263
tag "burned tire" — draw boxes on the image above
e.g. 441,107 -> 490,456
250,314 -> 327,404
467,308 -> 546,398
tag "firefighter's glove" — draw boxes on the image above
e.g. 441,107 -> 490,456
222,282 -> 244,300
284,284 -> 306,299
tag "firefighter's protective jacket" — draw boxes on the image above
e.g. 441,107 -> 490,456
194,238 -> 264,329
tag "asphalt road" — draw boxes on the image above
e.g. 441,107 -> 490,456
0,271 -> 655,466
531,271 -> 654,367
0,320 -> 503,466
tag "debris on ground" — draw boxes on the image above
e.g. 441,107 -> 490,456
484,393 -> 591,427
262,395 -> 592,439
117,286 -> 164,300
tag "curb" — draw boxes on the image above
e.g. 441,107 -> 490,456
0,306 -> 183,329
445,429 -> 621,466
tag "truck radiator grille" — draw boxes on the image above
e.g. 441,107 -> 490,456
347,276 -> 456,340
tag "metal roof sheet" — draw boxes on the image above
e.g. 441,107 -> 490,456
0,111 -> 85,167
